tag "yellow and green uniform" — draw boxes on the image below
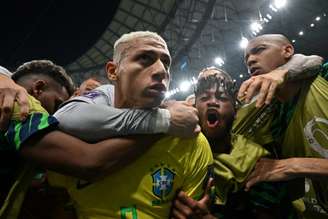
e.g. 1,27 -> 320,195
211,84 -> 300,218
48,133 -> 213,219
0,95 -> 58,218
280,64 -> 328,218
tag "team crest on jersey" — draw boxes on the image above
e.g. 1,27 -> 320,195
151,164 -> 175,200
304,117 -> 328,158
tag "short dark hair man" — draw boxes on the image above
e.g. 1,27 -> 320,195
241,34 -> 328,218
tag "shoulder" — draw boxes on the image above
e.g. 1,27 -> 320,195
161,133 -> 213,162
57,84 -> 114,110
12,95 -> 47,120
4,113 -> 58,151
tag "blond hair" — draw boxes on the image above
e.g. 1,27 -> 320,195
113,31 -> 167,63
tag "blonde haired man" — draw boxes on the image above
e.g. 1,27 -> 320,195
50,31 -> 213,219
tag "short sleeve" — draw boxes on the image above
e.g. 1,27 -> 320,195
319,62 -> 328,80
3,113 -> 59,151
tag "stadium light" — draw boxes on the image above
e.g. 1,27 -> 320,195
165,92 -> 172,98
250,22 -> 262,32
240,37 -> 249,49
214,57 -> 224,66
179,81 -> 191,92
274,0 -> 287,9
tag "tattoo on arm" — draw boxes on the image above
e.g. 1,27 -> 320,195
278,54 -> 323,81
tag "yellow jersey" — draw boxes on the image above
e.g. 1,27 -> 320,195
49,133 -> 213,219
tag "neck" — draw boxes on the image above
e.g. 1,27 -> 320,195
114,87 -> 131,108
208,133 -> 231,154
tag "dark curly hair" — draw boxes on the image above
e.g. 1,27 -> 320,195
12,60 -> 75,96
194,67 -> 237,105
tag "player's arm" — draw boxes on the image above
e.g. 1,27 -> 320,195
4,112 -> 161,181
238,54 -> 323,107
278,54 -> 323,80
245,157 -> 328,191
21,130 -> 161,181
54,99 -> 200,142
0,73 -> 29,130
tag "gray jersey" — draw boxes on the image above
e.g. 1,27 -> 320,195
54,85 -> 170,142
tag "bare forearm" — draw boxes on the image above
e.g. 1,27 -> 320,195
288,157 -> 328,178
21,130 -> 161,180
278,54 -> 323,81
87,134 -> 162,179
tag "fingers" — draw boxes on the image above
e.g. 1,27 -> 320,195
245,79 -> 262,104
238,78 -> 254,100
199,177 -> 214,207
171,207 -> 187,219
244,171 -> 260,191
255,80 -> 270,108
177,191 -> 198,210
0,92 -> 15,130
16,88 -> 29,120
172,199 -> 193,218
204,177 -> 214,195
265,83 -> 278,105
193,125 -> 201,134
245,158 -> 268,191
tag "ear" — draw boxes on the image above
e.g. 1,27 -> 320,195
32,80 -> 47,98
283,44 -> 294,59
106,61 -> 118,83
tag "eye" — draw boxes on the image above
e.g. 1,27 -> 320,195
254,46 -> 265,54
138,53 -> 154,65
218,96 -> 230,102
200,96 -> 210,102
216,92 -> 230,102
161,57 -> 171,70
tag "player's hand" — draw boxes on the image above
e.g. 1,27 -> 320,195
0,74 -> 29,130
245,158 -> 295,191
238,69 -> 288,108
171,178 -> 217,219
165,100 -> 201,138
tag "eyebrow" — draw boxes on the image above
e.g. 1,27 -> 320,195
137,49 -> 171,64
244,44 -> 266,61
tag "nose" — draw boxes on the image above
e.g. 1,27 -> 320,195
246,54 -> 257,68
152,60 -> 169,83
207,96 -> 220,107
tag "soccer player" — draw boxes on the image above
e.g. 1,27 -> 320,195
45,31 -> 213,219
0,57 -> 204,218
73,77 -> 102,96
0,67 -> 29,130
239,34 -> 328,218
0,60 -> 74,218
171,56 -> 323,219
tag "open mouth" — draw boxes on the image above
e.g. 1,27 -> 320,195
206,110 -> 220,128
